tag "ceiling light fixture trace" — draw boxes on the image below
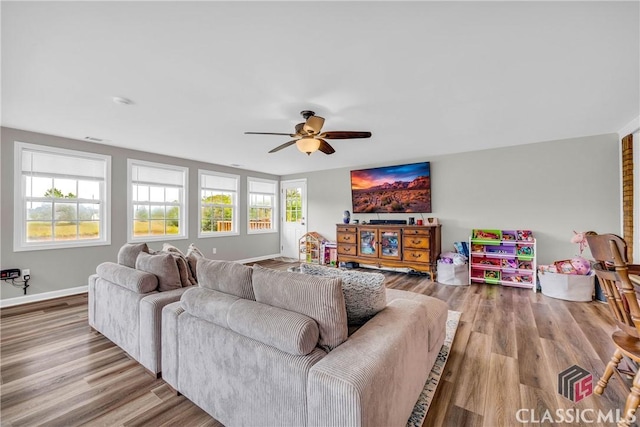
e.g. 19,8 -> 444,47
296,137 -> 321,155
112,96 -> 134,106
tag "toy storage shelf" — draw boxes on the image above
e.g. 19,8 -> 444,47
469,229 -> 537,291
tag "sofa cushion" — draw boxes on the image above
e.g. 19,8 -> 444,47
136,252 -> 182,292
299,263 -> 387,325
181,287 -> 240,328
117,243 -> 149,268
228,299 -> 320,356
197,259 -> 255,300
96,261 -> 158,293
252,264 -> 348,351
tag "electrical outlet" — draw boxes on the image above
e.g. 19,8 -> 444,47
212,248 -> 217,254
22,269 -> 30,277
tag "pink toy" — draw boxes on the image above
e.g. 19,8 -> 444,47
571,230 -> 596,255
570,256 -> 591,275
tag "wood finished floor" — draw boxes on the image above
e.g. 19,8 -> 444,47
0,259 -> 633,427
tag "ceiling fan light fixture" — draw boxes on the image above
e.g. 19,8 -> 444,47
296,137 -> 320,155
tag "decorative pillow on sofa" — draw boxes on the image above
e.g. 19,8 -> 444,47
252,264 -> 348,351
197,259 -> 255,300
186,243 -> 205,279
135,252 -> 182,292
161,243 -> 197,286
117,243 -> 149,268
299,263 -> 387,325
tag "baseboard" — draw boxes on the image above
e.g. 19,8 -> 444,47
0,285 -> 88,308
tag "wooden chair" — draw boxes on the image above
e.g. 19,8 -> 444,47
586,233 -> 640,427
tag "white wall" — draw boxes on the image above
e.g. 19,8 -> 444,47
1,127 -> 281,299
283,133 -> 621,265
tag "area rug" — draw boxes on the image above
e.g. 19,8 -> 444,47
407,310 -> 461,427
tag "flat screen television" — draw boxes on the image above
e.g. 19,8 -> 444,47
350,162 -> 431,213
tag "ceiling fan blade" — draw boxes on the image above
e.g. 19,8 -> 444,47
268,139 -> 298,153
303,116 -> 325,134
294,122 -> 305,136
318,131 -> 372,139
317,139 -> 335,155
245,132 -> 296,136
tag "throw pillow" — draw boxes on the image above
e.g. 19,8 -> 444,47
197,259 -> 255,300
299,263 -> 387,325
135,252 -> 182,292
162,242 -> 185,256
160,243 -> 197,286
117,243 -> 149,268
186,243 -> 205,279
252,264 -> 348,351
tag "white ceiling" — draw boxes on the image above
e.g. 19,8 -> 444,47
2,1 -> 639,176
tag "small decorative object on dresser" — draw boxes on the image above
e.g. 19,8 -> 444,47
342,210 -> 351,224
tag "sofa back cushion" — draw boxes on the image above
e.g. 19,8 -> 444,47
117,243 -> 149,268
197,259 -> 255,300
96,261 -> 158,293
181,287 -> 320,356
135,252 -> 182,292
228,299 -> 320,356
181,287 -> 239,328
252,264 -> 348,351
299,263 -> 387,325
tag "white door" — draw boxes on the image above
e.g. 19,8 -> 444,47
281,179 -> 307,259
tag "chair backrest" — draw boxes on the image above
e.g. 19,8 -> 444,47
586,233 -> 640,338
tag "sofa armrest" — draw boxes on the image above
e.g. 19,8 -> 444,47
161,301 -> 184,390
139,287 -> 190,374
96,262 -> 158,294
307,299 -> 438,427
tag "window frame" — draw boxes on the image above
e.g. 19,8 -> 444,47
247,177 -> 278,235
198,169 -> 239,238
127,159 -> 188,243
13,141 -> 111,252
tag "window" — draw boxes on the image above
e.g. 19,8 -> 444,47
247,177 -> 278,234
14,142 -> 111,251
128,159 -> 188,241
199,170 -> 239,237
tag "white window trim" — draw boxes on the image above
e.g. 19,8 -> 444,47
247,177 -> 278,235
13,141 -> 111,252
198,169 -> 239,238
127,158 -> 188,243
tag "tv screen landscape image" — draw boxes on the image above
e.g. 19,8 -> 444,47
350,162 -> 431,213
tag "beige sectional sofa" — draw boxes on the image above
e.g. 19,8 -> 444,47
88,242 -> 201,376
162,261 -> 448,426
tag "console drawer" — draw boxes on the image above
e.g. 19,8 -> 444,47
338,244 -> 357,256
404,228 -> 431,237
403,249 -> 430,263
337,226 -> 357,233
337,232 -> 356,244
403,236 -> 430,249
